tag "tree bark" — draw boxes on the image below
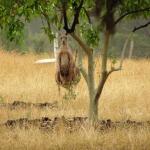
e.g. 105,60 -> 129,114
128,39 -> 134,59
70,33 -> 90,55
87,51 -> 97,122
93,31 -> 110,121
71,31 -> 111,123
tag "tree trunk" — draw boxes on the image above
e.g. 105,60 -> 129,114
94,71 -> 108,105
92,31 -> 110,122
87,51 -> 97,122
128,38 -> 134,59
71,31 -> 110,123
89,94 -> 98,122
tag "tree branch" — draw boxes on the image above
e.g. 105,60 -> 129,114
94,31 -> 110,103
104,21 -> 150,77
132,20 -> 150,32
70,32 -> 90,55
101,31 -> 110,72
115,7 -> 150,25
119,34 -> 131,69
107,67 -> 121,77
107,33 -> 132,76
82,7 -> 91,24
70,0 -> 84,32
80,66 -> 88,85
62,0 -> 84,33
94,71 -> 108,103
62,1 -> 69,31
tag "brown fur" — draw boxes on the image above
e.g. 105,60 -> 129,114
55,34 -> 80,87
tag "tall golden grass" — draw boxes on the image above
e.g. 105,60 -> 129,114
0,50 -> 150,150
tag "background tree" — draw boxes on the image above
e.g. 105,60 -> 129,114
0,0 -> 150,123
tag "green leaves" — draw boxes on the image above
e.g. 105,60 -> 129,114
118,0 -> 150,19
8,20 -> 24,41
42,27 -> 55,42
0,0 -> 150,47
80,24 -> 99,47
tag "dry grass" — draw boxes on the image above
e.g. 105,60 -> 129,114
0,50 -> 150,150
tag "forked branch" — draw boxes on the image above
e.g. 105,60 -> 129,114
94,31 -> 110,103
107,33 -> 132,76
71,0 -> 84,32
108,19 -> 150,75
108,19 -> 150,77
62,0 -> 84,33
62,1 -> 69,31
107,67 -> 121,76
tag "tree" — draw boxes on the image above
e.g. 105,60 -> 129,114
0,0 -> 150,123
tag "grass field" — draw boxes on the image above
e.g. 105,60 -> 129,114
0,50 -> 150,150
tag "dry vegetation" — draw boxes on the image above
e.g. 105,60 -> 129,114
0,50 -> 150,150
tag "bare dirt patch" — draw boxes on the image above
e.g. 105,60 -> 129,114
1,116 -> 150,133
0,101 -> 58,110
